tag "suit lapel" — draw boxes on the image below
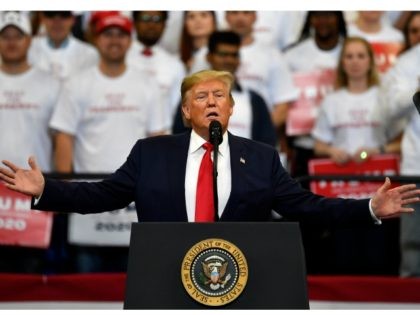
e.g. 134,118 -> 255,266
168,132 -> 190,221
221,133 -> 246,220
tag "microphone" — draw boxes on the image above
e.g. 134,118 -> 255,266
208,120 -> 222,221
209,120 -> 223,145
413,91 -> 420,115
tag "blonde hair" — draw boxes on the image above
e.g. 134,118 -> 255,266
181,70 -> 235,106
336,36 -> 380,89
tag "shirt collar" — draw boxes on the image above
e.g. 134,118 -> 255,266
189,129 -> 228,157
47,35 -> 71,49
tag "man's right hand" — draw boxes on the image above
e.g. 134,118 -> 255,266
0,156 -> 45,198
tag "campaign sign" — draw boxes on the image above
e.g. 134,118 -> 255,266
371,42 -> 403,73
68,203 -> 138,246
308,154 -> 400,198
287,69 -> 336,136
0,182 -> 52,248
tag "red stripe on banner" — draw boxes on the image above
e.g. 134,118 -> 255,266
308,155 -> 400,199
308,275 -> 420,303
0,273 -> 126,301
1,273 -> 420,303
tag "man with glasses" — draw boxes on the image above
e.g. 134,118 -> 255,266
28,11 -> 98,81
127,11 -> 185,121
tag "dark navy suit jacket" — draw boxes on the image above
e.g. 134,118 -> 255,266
34,132 -> 372,226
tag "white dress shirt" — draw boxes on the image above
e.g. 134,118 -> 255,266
185,130 -> 231,222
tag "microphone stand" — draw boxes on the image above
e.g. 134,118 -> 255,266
212,139 -> 220,222
209,121 -> 222,222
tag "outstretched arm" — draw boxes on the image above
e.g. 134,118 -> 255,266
0,156 -> 45,198
371,177 -> 420,219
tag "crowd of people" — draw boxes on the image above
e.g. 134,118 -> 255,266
1,10 -> 420,276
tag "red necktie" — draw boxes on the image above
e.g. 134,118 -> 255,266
141,47 -> 153,57
195,142 -> 214,222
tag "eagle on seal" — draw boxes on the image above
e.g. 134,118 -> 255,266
202,260 -> 228,285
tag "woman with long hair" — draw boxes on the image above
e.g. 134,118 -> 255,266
312,36 -> 401,164
179,11 -> 217,73
401,11 -> 420,53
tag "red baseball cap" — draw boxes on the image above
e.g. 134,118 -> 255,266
95,14 -> 132,35
89,11 -> 119,27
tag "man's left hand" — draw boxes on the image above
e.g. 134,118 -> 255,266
371,177 -> 420,219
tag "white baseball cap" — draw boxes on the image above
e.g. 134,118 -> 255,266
0,11 -> 31,35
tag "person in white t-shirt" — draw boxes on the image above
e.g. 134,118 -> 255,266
0,11 -> 61,273
28,11 -> 99,81
381,43 -> 420,277
348,11 -> 404,44
283,11 -> 348,181
284,11 -> 348,72
0,12 -> 60,173
312,36 -> 401,163
127,11 -> 186,121
51,14 -> 168,173
225,11 -> 299,131
311,37 -> 403,274
50,14 -> 168,273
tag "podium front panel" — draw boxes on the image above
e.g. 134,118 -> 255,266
124,222 -> 308,309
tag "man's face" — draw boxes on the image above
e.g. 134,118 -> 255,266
182,79 -> 233,139
225,11 -> 256,38
358,11 -> 383,24
41,12 -> 75,43
310,12 -> 339,40
207,43 -> 240,74
135,11 -> 166,46
0,26 -> 31,64
95,27 -> 131,64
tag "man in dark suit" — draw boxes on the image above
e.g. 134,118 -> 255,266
0,70 -> 419,226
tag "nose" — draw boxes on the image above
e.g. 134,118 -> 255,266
207,93 -> 216,106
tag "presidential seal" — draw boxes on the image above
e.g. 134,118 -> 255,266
181,238 -> 248,307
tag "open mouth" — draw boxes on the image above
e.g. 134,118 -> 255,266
206,112 -> 219,119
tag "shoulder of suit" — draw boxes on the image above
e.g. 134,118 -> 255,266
136,132 -> 189,147
229,133 -> 276,152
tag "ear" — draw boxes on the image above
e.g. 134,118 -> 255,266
181,103 -> 191,120
68,15 -> 76,28
251,12 -> 257,24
